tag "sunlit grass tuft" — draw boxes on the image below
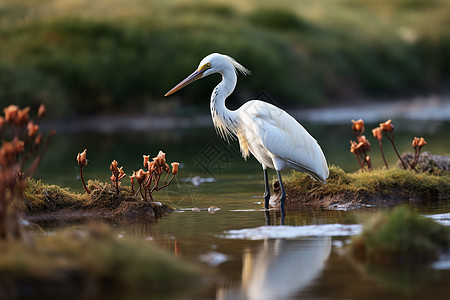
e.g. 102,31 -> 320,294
24,179 -> 87,213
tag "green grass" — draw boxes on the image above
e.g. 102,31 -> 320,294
24,179 -> 87,213
24,179 -> 174,217
281,166 -> 450,208
1,0 -> 450,116
351,206 -> 450,265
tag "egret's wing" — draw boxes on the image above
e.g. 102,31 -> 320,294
240,101 -> 329,182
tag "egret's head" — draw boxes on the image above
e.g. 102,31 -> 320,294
164,53 -> 250,97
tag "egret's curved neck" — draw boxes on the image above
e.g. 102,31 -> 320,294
210,67 -> 238,139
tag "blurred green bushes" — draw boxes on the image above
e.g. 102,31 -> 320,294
0,0 -> 450,117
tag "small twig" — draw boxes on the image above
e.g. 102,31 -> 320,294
138,182 -> 145,200
79,166 -> 90,194
385,132 -> 407,169
24,130 -> 56,178
152,174 -> 176,191
377,140 -> 389,169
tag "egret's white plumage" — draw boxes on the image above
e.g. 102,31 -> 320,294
235,100 -> 329,183
165,53 -> 329,209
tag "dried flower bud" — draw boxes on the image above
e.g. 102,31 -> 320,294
136,169 -> 146,184
17,107 -> 30,124
4,105 -> 19,123
418,137 -> 427,148
157,150 -> 166,161
357,135 -> 371,152
0,138 -> 25,166
27,121 -> 39,138
152,156 -> 164,166
412,137 -> 420,148
152,157 -> 164,174
171,162 -> 179,175
379,119 -> 394,133
143,155 -> 150,168
37,103 -> 46,119
352,119 -> 364,135
372,127 -> 382,141
350,140 -> 358,154
118,167 -> 126,181
77,149 -> 88,167
110,160 -> 119,172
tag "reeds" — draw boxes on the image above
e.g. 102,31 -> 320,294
134,151 -> 179,202
350,119 -> 372,171
77,149 -> 179,202
351,119 -> 426,171
0,104 -> 54,243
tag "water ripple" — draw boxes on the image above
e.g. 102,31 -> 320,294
219,223 -> 363,240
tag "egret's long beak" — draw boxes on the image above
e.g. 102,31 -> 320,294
165,68 -> 207,97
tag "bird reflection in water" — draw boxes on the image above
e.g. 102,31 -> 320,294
216,237 -> 331,300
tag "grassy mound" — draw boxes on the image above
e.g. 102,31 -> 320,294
273,166 -> 450,209
0,223 -> 202,296
350,206 -> 450,265
24,179 -> 174,219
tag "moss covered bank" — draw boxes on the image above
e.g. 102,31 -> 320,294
24,179 -> 174,220
271,166 -> 450,210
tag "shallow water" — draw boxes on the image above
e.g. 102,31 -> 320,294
32,122 -> 450,299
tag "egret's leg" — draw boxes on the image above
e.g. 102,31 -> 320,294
263,166 -> 270,209
276,170 -> 286,212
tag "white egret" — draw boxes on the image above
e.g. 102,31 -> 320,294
165,53 -> 329,210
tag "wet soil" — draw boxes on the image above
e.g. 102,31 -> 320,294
270,187 -> 440,211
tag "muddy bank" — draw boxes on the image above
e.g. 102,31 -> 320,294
24,180 -> 174,221
270,166 -> 450,210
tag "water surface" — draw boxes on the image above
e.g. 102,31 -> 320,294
33,122 -> 450,299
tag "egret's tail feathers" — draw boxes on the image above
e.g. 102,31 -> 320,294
285,158 -> 328,184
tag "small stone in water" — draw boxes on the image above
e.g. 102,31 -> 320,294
198,251 -> 228,266
192,207 -> 201,212
208,206 -> 220,213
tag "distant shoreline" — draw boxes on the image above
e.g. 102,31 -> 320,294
42,95 -> 450,133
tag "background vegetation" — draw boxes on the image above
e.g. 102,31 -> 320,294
1,0 -> 450,117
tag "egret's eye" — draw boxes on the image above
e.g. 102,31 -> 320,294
199,63 -> 211,71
